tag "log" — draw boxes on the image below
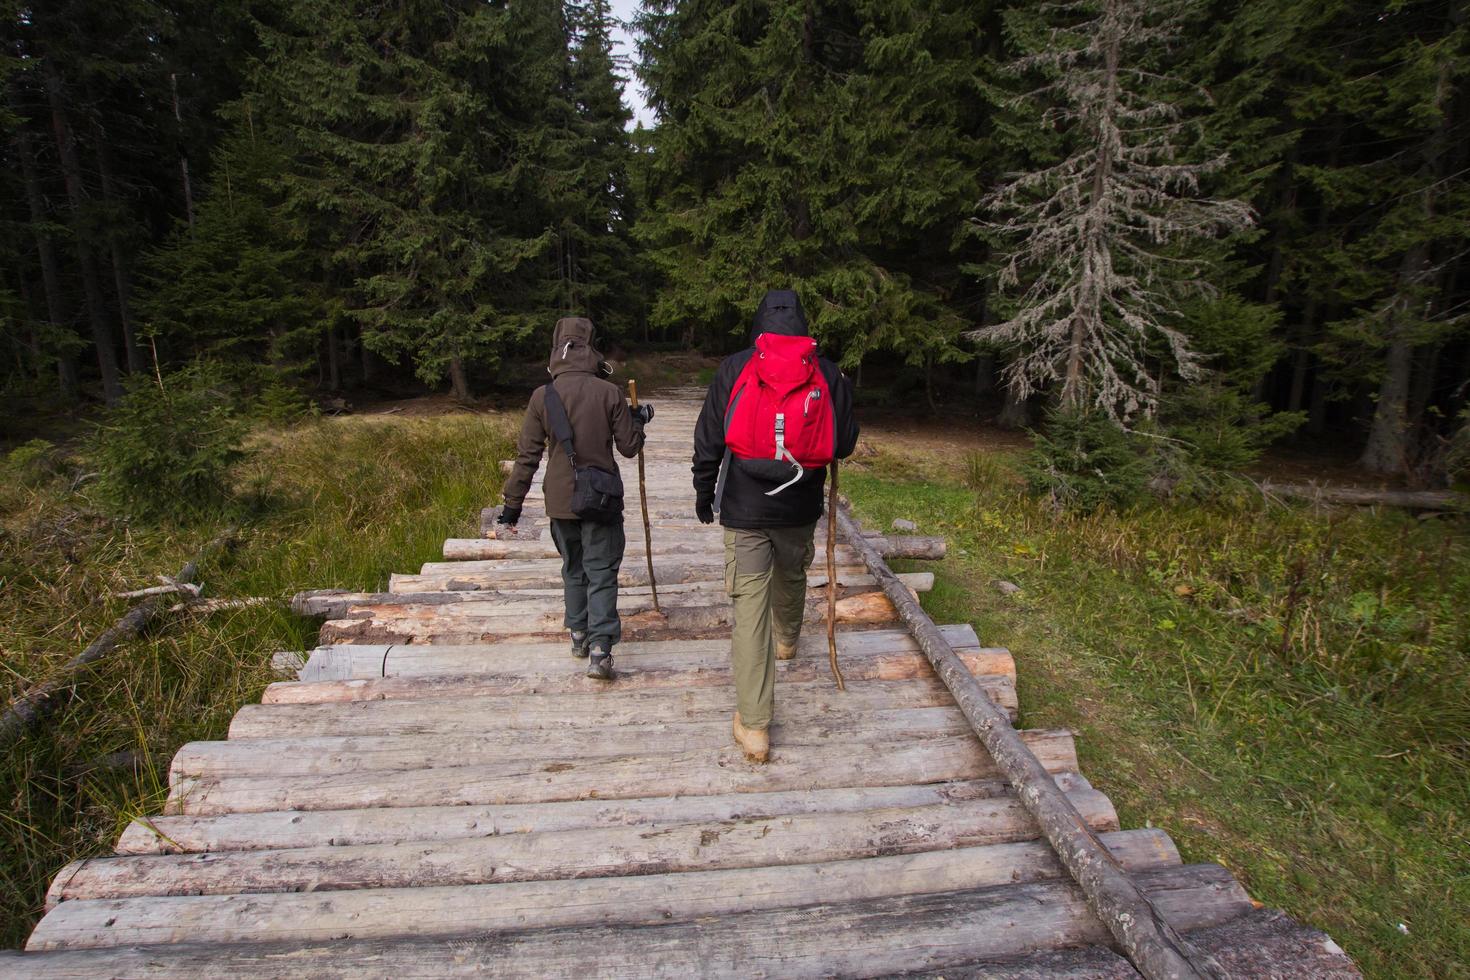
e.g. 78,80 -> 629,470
29,830 -> 1177,951
225,677 -> 1018,740
314,589 -> 908,645
52,791 -> 1121,905
1259,480 -> 1466,512
389,564 -> 931,594
443,533 -> 947,561
118,774 -> 1096,854
260,648 -> 1012,704
0,527 -> 236,745
294,574 -> 930,617
174,706 -> 992,780
835,504 -> 1225,980
168,731 -> 1078,815
290,624 -> 991,681
1172,907 -> 1361,978
7,865 -> 1253,978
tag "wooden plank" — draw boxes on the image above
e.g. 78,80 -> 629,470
227,676 -> 1018,740
167,731 -> 1078,815
262,649 -> 1012,704
442,534 -> 947,561
316,589 -> 907,645
120,773 -> 1096,854
51,790 -> 1119,905
8,865 -> 1254,978
388,568 -> 935,594
175,707 -> 990,780
298,575 -> 931,617
294,624 -> 986,681
29,830 -> 1177,951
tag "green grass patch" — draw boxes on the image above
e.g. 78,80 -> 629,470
844,448 -> 1468,980
0,414 -> 514,946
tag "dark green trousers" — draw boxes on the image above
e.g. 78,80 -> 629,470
550,518 -> 626,651
723,522 -> 816,729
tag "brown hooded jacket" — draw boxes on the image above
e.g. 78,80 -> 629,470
501,317 -> 644,520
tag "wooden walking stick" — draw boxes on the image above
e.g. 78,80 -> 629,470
826,460 -> 845,690
628,380 -> 661,614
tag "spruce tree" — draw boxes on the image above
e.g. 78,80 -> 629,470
247,0 -> 554,398
971,0 -> 1255,421
635,0 -> 985,369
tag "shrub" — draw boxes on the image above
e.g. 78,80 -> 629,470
3,439 -> 61,487
1022,407 -> 1150,513
90,362 -> 249,518
255,382 -> 319,427
1154,384 -> 1303,499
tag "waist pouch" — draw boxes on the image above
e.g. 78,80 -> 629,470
544,381 -> 624,524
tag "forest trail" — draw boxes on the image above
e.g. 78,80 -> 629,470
4,392 -> 1357,976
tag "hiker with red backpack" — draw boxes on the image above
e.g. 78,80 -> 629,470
692,290 -> 860,762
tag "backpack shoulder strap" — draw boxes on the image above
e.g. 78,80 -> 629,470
542,381 -> 577,466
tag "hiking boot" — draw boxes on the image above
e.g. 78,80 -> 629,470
775,638 -> 799,661
586,648 -> 614,681
570,630 -> 589,659
732,711 -> 769,763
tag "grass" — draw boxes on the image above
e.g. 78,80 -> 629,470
0,413 -> 514,947
842,445 -> 1469,979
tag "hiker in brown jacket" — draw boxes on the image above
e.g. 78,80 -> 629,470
499,317 -> 651,680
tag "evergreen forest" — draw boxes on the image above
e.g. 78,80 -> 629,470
2,0 -> 1468,476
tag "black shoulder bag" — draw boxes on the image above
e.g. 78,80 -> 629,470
542,381 -> 624,523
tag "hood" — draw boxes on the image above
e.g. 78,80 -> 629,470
548,317 -> 605,377
750,289 -> 808,343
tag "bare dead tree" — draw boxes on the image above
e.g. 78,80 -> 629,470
969,0 -> 1254,421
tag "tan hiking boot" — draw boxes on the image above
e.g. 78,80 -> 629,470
732,711 -> 769,763
775,638 -> 799,661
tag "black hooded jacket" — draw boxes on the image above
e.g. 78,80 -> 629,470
692,291 -> 859,528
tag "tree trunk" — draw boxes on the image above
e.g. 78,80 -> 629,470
997,383 -> 1030,429
1359,37 -> 1455,475
44,58 -> 121,403
13,120 -> 78,400
449,355 -> 471,401
94,124 -> 144,374
974,352 -> 995,397
324,323 -> 342,391
359,325 -> 376,384
170,73 -> 195,228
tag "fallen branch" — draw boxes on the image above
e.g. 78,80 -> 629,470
168,596 -> 274,615
0,527 -> 238,746
835,503 -> 1225,980
110,582 -> 202,601
1259,480 -> 1466,512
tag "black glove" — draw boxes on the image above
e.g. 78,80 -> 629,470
632,403 -> 654,425
695,494 -> 714,525
497,505 -> 522,527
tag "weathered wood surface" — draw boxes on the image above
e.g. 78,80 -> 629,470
287,624 -> 996,681
226,677 -> 1021,740
444,532 -> 947,561
169,731 -> 1072,815
259,648 -> 1012,704
51,790 -> 1119,905
119,773 -> 1097,854
298,573 -> 930,617
9,866 -> 1252,978
13,391 -> 1351,975
176,706 -> 1002,780
30,829 -> 1175,950
316,587 -> 910,644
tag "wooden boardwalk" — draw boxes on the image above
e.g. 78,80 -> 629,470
7,393 -> 1357,976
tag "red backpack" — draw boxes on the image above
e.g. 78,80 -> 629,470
723,333 -> 836,495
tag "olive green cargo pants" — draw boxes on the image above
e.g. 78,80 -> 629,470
723,522 -> 817,730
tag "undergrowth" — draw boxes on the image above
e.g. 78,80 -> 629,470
0,414 -> 513,946
845,447 -> 1468,979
